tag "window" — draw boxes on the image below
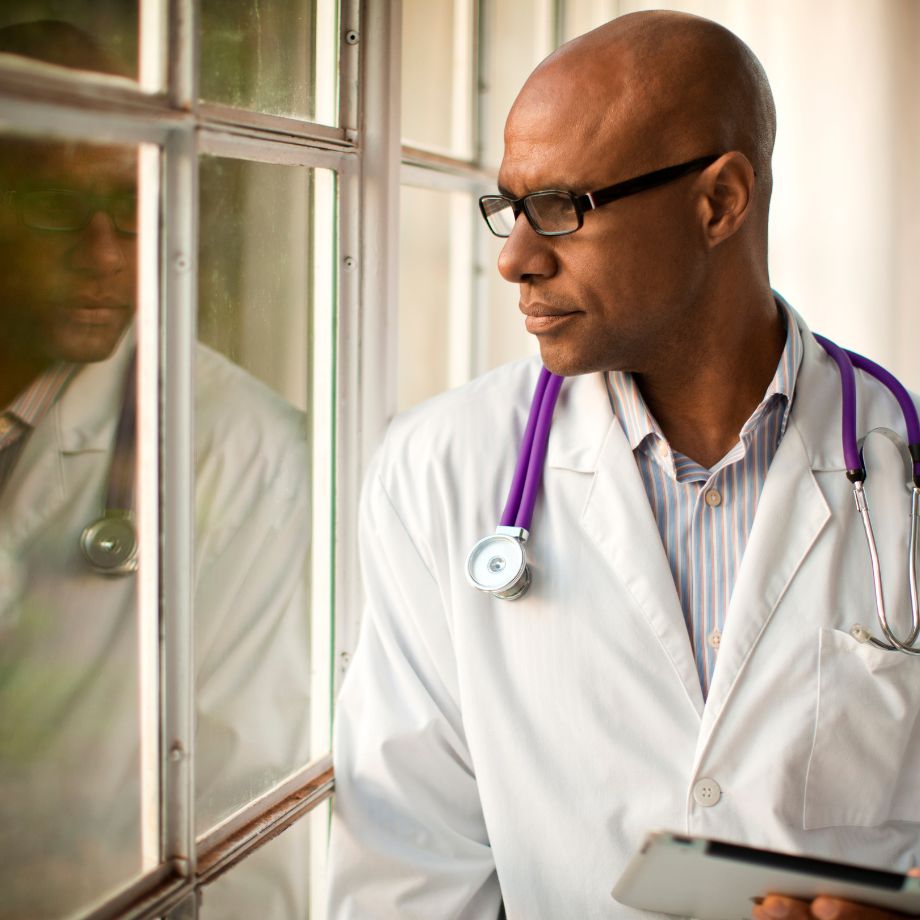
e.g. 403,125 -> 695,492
0,2 -> 346,917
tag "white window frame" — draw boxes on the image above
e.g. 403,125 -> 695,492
0,0 -> 390,915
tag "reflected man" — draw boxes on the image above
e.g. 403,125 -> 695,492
0,21 -> 313,920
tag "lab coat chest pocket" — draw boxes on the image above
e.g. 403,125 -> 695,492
803,627 -> 920,829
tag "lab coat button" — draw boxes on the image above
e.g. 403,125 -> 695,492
692,777 -> 722,807
705,489 -> 722,507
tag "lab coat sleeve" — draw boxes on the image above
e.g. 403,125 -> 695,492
328,455 -> 503,920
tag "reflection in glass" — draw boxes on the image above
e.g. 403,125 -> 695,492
196,155 -> 314,839
0,8 -> 137,79
200,0 -> 321,119
200,800 -> 330,920
0,135 -> 144,919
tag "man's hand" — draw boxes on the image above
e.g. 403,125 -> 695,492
752,870 -> 920,920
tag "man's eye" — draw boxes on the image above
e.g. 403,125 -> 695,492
24,191 -> 83,227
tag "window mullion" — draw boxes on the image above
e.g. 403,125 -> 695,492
160,124 -> 198,883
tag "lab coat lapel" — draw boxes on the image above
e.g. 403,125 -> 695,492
0,334 -> 129,551
548,373 -> 705,718
701,317 -> 836,731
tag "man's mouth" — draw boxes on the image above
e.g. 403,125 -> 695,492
58,300 -> 131,326
521,305 -> 578,334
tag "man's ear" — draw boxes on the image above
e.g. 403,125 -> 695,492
696,151 -> 756,248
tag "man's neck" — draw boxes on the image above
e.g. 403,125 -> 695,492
634,293 -> 786,470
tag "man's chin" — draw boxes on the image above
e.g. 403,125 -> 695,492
536,342 -> 598,378
50,322 -> 129,364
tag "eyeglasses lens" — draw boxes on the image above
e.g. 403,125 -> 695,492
525,192 -> 578,234
481,197 -> 517,237
21,189 -> 138,234
23,190 -> 85,231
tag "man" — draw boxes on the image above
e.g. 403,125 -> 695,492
329,11 -> 920,920
0,22 -> 312,920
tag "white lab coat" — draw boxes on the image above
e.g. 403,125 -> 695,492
329,308 -> 920,919
0,332 -> 312,919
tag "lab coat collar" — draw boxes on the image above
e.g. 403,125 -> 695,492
784,305 -> 849,473
57,325 -> 136,454
544,369 -> 614,473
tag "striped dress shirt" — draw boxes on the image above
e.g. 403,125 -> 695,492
0,363 -> 77,495
606,307 -> 803,694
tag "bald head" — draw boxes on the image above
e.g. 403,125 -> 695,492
511,11 -> 776,199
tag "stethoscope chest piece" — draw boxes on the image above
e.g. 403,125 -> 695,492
466,527 -> 530,600
80,511 -> 138,576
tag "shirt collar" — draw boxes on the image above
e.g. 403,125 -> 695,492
606,297 -> 804,460
3,362 -> 77,431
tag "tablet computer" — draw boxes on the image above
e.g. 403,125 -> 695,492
612,831 -> 920,919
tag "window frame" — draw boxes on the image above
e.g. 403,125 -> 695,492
0,0 -> 374,915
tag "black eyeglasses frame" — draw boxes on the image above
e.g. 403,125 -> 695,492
479,154 -> 723,238
2,187 -> 139,236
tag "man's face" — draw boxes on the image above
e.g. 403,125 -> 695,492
0,140 -> 137,366
495,74 -> 708,378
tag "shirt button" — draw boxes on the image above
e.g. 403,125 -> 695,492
692,777 -> 722,807
705,488 -> 722,507
708,628 -> 722,650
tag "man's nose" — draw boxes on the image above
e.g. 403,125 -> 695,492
69,210 -> 129,276
496,213 -> 558,284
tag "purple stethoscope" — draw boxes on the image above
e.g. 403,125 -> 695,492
466,336 -> 920,655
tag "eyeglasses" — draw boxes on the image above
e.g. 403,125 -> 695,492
6,188 -> 138,235
479,154 -> 721,238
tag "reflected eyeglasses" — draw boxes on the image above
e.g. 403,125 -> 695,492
5,188 -> 138,235
479,155 -> 721,238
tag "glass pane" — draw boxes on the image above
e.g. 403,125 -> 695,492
196,155 -> 328,835
0,6 -> 138,80
401,0 -> 473,157
0,136 -> 149,917
561,0 -> 619,42
199,0 -> 338,122
199,800 -> 330,920
482,0 -> 555,169
484,233 -> 537,370
399,184 -> 478,410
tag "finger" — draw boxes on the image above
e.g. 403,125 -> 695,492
909,869 -> 920,878
812,896 -> 907,920
753,895 -> 813,920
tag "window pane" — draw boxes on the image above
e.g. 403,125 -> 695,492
0,136 -> 150,917
199,799 -> 330,919
401,0 -> 474,157
482,0 -> 555,169
199,0 -> 338,122
483,233 -> 537,370
196,155 -> 330,836
0,6 -> 137,80
398,184 -> 476,410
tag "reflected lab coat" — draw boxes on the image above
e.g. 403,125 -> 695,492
0,331 -> 312,920
329,309 -> 920,920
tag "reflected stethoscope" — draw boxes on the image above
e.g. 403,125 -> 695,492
79,348 -> 138,576
466,336 -> 920,655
